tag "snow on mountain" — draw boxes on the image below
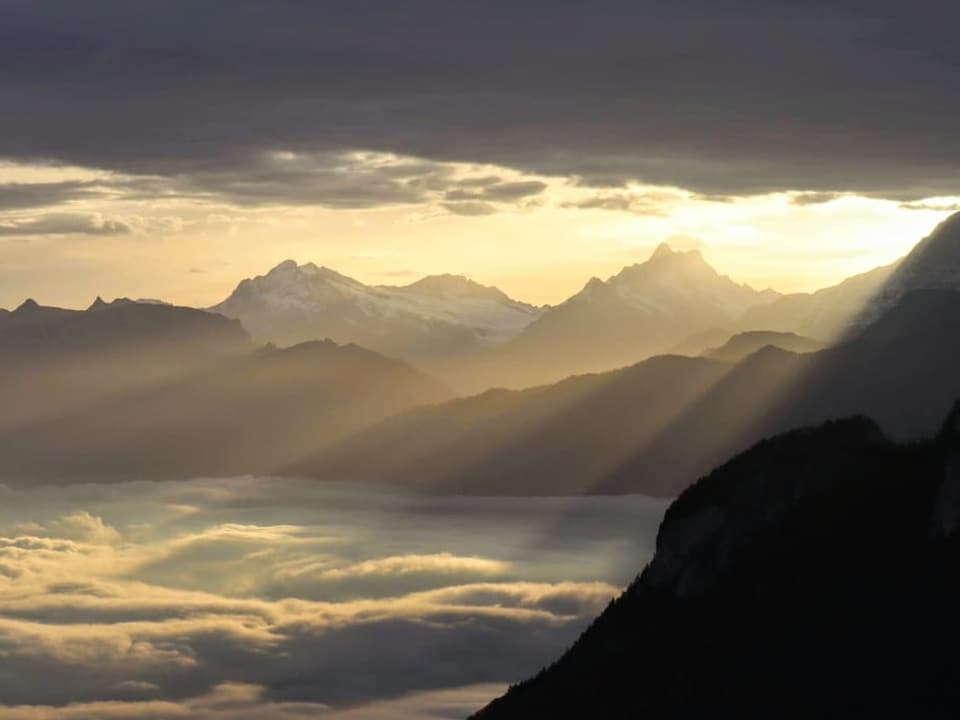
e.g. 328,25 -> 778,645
210,261 -> 544,364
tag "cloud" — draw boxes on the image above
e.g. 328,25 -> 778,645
445,180 -> 548,202
42,512 -> 122,545
563,189 -> 687,215
297,553 -> 511,581
0,477 -> 666,715
0,181 -> 104,211
0,213 -> 132,237
0,682 -> 505,720
442,201 -> 498,216
900,200 -> 960,212
0,2 -> 955,202
789,191 -> 847,206
0,155 -> 550,217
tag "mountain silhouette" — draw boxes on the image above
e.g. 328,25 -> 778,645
470,405 -> 960,719
0,302 -> 450,481
0,297 -> 80,332
0,299 -> 252,429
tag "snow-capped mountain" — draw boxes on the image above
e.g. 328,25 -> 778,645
210,260 -> 544,366
475,243 -> 780,388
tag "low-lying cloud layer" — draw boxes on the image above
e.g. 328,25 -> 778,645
0,477 -> 666,718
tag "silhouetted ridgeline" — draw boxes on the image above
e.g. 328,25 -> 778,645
0,300 -> 450,482
471,404 -> 960,719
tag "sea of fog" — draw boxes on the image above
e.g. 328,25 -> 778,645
0,477 -> 667,719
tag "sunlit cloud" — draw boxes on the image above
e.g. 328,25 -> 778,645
0,478 -> 665,716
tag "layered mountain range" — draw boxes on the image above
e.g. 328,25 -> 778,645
0,299 -> 449,482
208,219 -> 960,390
1,211 -> 958,490
296,286 -> 960,496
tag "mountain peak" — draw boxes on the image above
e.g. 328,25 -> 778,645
270,259 -> 299,273
649,242 -> 705,264
14,298 -> 40,313
257,260 -> 360,289
88,296 -> 108,311
650,242 -> 676,260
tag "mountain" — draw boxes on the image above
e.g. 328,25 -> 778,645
299,354 -> 729,495
702,330 -> 823,362
0,297 -> 80,331
735,261 -> 896,341
601,287 -> 960,493
750,207 -> 960,343
300,288 -> 960,497
857,211 -> 960,325
0,338 -> 451,482
470,408 -> 960,719
0,297 -> 451,481
210,260 -> 543,372
0,298 -> 253,428
475,243 -> 779,388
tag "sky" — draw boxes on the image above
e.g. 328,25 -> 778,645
1,1 -> 959,308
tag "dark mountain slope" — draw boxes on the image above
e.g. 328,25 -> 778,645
471,406 -> 960,719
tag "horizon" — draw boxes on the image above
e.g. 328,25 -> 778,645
3,2 -> 960,310
0,211 -> 947,311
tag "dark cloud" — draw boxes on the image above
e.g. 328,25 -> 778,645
0,1 -> 956,202
790,191 -> 847,206
900,200 -> 960,212
0,181 -> 104,211
446,181 -> 549,203
442,201 -> 498,216
563,190 -> 685,215
0,213 -> 131,236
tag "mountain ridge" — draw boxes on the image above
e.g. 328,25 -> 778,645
210,260 -> 544,373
